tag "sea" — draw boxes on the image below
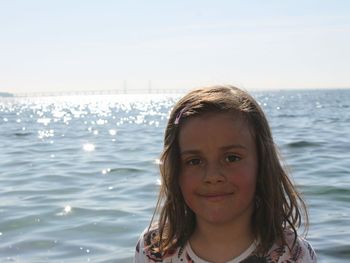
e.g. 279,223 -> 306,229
0,89 -> 349,263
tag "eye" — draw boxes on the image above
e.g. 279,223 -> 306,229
225,154 -> 241,163
186,158 -> 202,166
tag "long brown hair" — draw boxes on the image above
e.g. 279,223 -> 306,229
150,85 -> 308,255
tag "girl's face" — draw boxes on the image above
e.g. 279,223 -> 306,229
178,113 -> 258,227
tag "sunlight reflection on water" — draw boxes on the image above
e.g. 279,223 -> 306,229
0,90 -> 349,262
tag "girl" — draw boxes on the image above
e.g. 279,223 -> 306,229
134,85 -> 316,263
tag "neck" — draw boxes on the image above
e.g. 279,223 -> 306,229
189,218 -> 255,263
193,219 -> 254,245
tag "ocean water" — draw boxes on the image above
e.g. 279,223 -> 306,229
0,89 -> 349,262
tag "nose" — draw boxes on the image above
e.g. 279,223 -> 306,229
203,162 -> 226,184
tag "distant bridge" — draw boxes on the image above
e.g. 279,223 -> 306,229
12,88 -> 186,97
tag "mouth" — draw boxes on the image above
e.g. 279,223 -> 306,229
198,192 -> 234,201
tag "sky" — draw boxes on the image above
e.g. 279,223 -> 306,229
1,0 -> 349,94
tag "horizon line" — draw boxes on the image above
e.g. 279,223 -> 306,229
1,86 -> 350,98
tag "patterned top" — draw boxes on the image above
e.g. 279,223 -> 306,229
133,228 -> 317,263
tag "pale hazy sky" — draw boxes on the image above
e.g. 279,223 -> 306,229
1,0 -> 349,93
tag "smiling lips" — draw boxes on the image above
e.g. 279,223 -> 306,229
198,192 -> 234,201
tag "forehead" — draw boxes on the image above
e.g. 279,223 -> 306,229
178,112 -> 255,150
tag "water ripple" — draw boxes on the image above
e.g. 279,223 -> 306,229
0,91 -> 349,262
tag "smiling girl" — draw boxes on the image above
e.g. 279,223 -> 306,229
134,85 -> 316,263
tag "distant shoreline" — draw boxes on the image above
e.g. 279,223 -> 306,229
2,87 -> 350,98
0,92 -> 14,97
2,89 -> 187,98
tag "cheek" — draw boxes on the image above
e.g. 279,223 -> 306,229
245,173 -> 258,201
230,167 -> 257,194
179,173 -> 189,195
179,173 -> 196,200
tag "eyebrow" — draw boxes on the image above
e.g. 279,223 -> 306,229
221,144 -> 247,151
180,144 -> 247,155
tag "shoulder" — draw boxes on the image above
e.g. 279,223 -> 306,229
134,226 -> 184,263
134,227 -> 162,262
265,229 -> 317,263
